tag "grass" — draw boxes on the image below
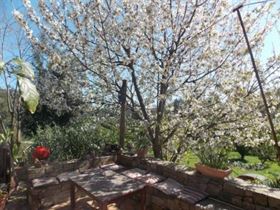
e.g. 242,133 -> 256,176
180,151 -> 280,180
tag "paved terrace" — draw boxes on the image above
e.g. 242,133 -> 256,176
6,155 -> 280,210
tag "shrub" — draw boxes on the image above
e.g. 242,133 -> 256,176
251,143 -> 276,164
267,177 -> 280,188
31,119 -> 110,161
230,161 -> 266,170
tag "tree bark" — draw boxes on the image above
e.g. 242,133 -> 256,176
119,80 -> 127,149
152,138 -> 163,159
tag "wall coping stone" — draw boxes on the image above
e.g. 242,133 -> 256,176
32,177 -> 58,188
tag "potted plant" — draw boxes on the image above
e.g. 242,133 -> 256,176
135,132 -> 150,158
0,187 -> 8,210
195,147 -> 231,179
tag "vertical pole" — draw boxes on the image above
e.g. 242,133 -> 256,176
119,80 -> 127,149
233,6 -> 280,160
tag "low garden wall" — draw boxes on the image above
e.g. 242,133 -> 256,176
16,155 -> 280,210
15,156 -> 116,209
117,155 -> 280,210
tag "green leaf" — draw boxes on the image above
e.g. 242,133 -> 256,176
0,61 -> 5,74
18,77 -> 39,114
13,58 -> 35,80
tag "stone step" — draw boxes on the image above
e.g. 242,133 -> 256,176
196,198 -> 244,210
152,178 -> 208,204
46,198 -> 145,210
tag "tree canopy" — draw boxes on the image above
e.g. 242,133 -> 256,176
14,0 -> 280,160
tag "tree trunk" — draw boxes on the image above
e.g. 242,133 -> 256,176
152,137 -> 163,159
119,80 -> 127,149
276,147 -> 280,162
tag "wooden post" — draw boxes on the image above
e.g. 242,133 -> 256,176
119,80 -> 127,149
0,144 -> 11,183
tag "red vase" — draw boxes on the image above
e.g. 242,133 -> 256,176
32,146 -> 50,160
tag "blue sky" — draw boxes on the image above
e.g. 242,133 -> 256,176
1,0 -> 279,60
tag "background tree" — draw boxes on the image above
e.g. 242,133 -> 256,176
0,5 -> 38,153
22,44 -> 92,135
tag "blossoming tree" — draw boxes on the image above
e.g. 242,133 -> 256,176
14,0 -> 280,160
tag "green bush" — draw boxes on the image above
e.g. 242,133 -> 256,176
234,144 -> 250,161
31,119 -> 111,161
267,177 -> 280,188
251,143 -> 276,164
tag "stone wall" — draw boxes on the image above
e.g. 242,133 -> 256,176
116,155 -> 280,210
18,156 -> 116,210
20,155 -> 280,210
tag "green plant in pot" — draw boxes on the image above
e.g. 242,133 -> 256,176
135,131 -> 150,158
0,187 -> 8,210
195,146 -> 231,179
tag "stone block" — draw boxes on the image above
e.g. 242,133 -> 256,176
39,184 -> 61,199
268,196 -> 280,209
60,181 -> 71,191
243,196 -> 253,203
100,163 -> 126,172
223,182 -> 245,196
77,159 -> 91,173
242,201 -> 255,210
231,196 -> 242,207
177,199 -> 191,210
27,188 -> 40,210
27,167 -> 45,180
167,198 -> 177,209
254,192 -> 268,207
146,160 -> 159,172
245,190 -> 254,197
57,170 -> 80,182
255,205 -> 272,210
151,195 -> 165,207
61,159 -> 79,171
44,163 -> 63,177
14,166 -> 28,182
40,196 -> 55,208
32,177 -> 58,188
116,155 -> 138,167
206,182 -> 222,196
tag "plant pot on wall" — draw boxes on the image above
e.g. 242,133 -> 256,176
195,163 -> 232,179
0,193 -> 8,210
137,147 -> 148,158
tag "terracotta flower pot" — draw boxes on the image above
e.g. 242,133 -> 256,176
0,193 -> 8,210
137,147 -> 148,158
195,163 -> 232,179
